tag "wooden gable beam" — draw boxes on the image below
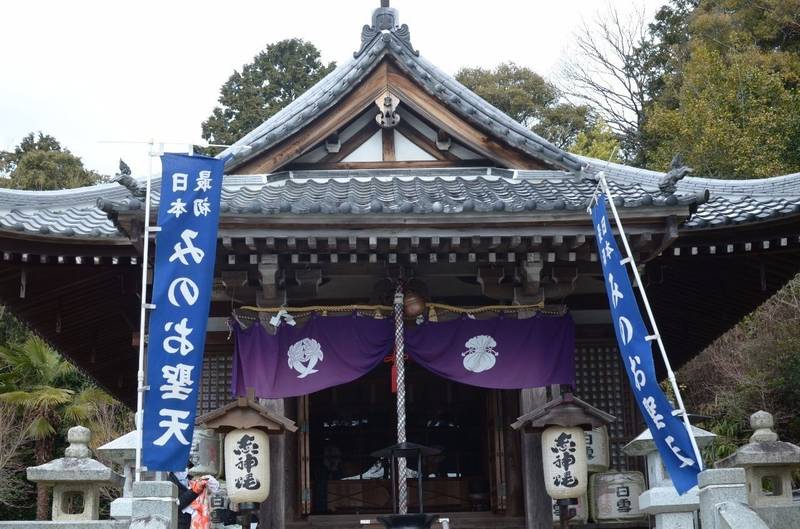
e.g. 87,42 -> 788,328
317,120 -> 381,164
386,61 -> 548,170
237,62 -> 391,174
395,120 -> 459,161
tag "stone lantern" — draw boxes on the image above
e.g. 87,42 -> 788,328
27,425 -> 124,522
715,410 -> 800,509
96,429 -> 138,520
197,388 -> 297,523
623,423 -> 716,529
512,392 -> 615,528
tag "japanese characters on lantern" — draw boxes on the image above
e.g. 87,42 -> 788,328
224,429 -> 270,504
590,193 -> 700,494
542,426 -> 588,499
142,154 -> 224,471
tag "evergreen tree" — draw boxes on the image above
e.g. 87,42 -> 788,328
202,39 -> 336,147
455,62 -> 592,149
0,132 -> 101,190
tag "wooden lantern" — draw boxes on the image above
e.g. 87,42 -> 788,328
403,291 -> 426,317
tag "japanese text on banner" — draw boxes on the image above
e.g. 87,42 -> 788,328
142,154 -> 224,471
590,194 -> 700,494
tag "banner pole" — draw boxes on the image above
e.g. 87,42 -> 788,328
393,284 -> 408,514
597,173 -> 704,470
134,141 -> 159,482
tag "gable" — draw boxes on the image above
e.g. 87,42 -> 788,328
220,17 -> 584,175
233,58 -> 556,174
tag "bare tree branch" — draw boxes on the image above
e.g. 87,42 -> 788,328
0,402 -> 34,508
558,3 -> 652,160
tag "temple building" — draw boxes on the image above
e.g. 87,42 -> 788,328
1,3 -> 799,528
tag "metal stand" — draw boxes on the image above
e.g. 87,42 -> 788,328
239,502 -> 258,528
371,442 -> 440,514
555,498 -> 577,529
134,140 -> 160,481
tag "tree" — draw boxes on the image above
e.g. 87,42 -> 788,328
0,132 -> 102,190
0,336 -> 114,520
644,44 -> 800,177
0,402 -> 34,512
455,62 -> 592,149
559,6 -> 659,164
202,39 -> 336,147
570,120 -> 621,162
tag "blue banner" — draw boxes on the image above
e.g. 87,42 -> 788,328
591,194 -> 700,494
142,154 -> 224,471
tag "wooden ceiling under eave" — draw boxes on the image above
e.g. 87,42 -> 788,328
646,218 -> 800,373
0,247 -> 141,407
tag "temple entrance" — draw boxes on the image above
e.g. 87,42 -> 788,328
301,362 -> 493,514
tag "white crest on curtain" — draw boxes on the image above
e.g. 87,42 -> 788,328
462,335 -> 499,373
287,338 -> 324,378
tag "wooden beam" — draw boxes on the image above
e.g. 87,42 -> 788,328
386,60 -> 548,170
236,61 -> 390,174
395,120 -> 458,161
382,128 -> 396,162
288,160 -> 469,170
318,120 -> 380,164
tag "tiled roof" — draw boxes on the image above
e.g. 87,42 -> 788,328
577,157 -> 800,229
217,169 -> 697,216
0,183 -> 130,238
0,162 -> 799,240
1,161 -> 799,240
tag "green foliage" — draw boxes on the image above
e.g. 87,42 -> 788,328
645,43 -> 800,177
679,275 -> 800,452
641,0 -> 800,177
0,132 -> 102,190
202,39 -> 336,148
570,120 -> 621,162
456,62 -> 593,149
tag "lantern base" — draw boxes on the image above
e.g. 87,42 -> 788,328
555,498 -> 578,529
238,502 -> 260,529
377,513 -> 438,529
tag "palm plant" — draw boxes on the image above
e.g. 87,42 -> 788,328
0,335 -> 113,520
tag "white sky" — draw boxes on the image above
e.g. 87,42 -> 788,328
0,0 -> 663,178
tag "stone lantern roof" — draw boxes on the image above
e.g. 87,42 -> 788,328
716,410 -> 800,469
27,425 -> 123,488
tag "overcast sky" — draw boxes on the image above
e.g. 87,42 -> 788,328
0,0 -> 662,177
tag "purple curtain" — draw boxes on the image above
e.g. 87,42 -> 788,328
231,312 -> 575,398
231,314 -> 393,398
404,313 -> 575,389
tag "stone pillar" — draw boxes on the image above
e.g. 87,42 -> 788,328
519,387 -> 552,529
698,468 -> 747,529
130,481 -> 178,529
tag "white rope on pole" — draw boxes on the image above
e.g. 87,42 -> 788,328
597,172 -> 704,470
393,284 -> 408,514
134,140 -> 160,482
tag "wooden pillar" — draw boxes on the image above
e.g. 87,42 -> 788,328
504,390 -> 524,517
259,398 -> 287,529
519,387 -> 552,529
